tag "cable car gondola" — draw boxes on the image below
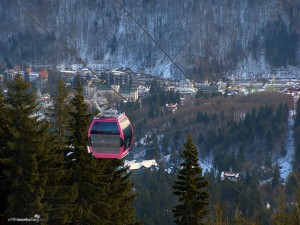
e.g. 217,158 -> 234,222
87,109 -> 133,159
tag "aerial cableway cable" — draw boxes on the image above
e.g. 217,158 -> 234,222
113,0 -> 272,173
11,0 -> 279,222
113,0 -> 286,221
11,0 -> 163,158
12,0 -> 271,221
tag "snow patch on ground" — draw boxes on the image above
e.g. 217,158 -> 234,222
199,157 -> 213,174
278,110 -> 295,181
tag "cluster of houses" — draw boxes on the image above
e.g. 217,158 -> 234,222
124,159 -> 242,180
7,66 -> 295,105
2,66 -> 300,176
2,68 -> 49,91
3,67 -> 300,101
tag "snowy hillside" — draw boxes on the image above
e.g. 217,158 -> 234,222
0,0 -> 299,79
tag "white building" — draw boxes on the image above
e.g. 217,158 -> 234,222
29,72 -> 39,82
221,171 -> 240,181
137,85 -> 149,98
180,79 -> 194,89
119,87 -> 138,101
125,159 -> 158,171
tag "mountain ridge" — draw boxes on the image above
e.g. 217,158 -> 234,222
0,0 -> 299,79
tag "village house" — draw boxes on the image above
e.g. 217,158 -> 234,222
137,85 -> 149,98
106,68 -> 132,86
96,84 -> 138,101
97,84 -> 120,96
4,69 -> 24,81
198,85 -> 219,96
180,79 -> 194,89
84,80 -> 98,97
29,72 -> 39,82
125,159 -> 158,174
221,171 -> 241,182
177,79 -> 197,97
119,87 -> 138,101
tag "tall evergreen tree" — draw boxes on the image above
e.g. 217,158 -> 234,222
0,74 -> 53,223
66,76 -> 139,224
100,159 -> 140,225
233,204 -> 246,225
211,202 -> 225,225
133,168 -> 176,225
46,79 -> 75,224
0,90 -> 7,144
66,75 -> 104,224
294,185 -> 300,224
280,179 -> 300,225
295,99 -> 300,127
48,79 -> 70,150
272,162 -> 281,188
294,99 -> 300,172
173,134 -> 209,225
0,90 -> 9,224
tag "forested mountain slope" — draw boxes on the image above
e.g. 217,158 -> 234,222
0,0 -> 299,78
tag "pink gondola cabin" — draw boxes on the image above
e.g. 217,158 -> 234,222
87,112 -> 133,159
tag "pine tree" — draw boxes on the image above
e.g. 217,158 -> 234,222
66,76 -> 139,224
46,79 -> 75,224
282,180 -> 300,225
0,89 -> 7,145
233,204 -> 246,225
294,99 -> 300,172
272,189 -> 289,225
212,202 -> 225,225
48,79 -> 70,150
132,168 -> 176,225
295,99 -> 300,127
0,74 -> 53,223
100,159 -> 140,225
294,186 -> 300,224
272,162 -> 281,188
0,90 -> 10,224
66,75 -> 104,224
173,134 -> 209,225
